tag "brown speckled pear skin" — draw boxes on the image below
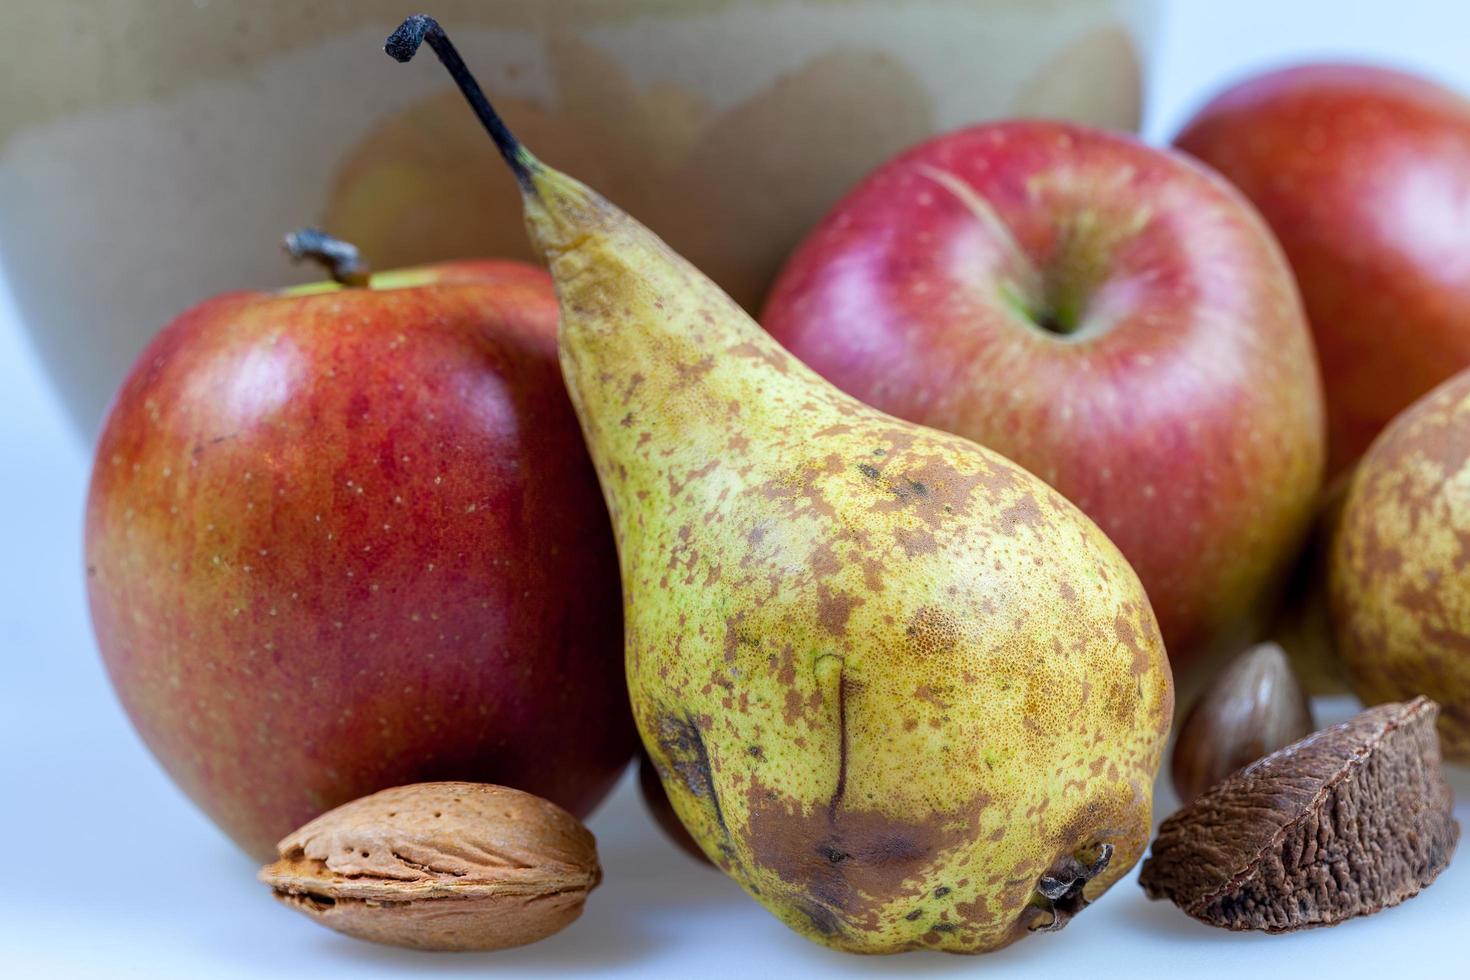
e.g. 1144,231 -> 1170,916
259,783 -> 600,951
509,158 -> 1173,954
1331,371 -> 1470,760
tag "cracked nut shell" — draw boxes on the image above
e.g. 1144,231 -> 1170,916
258,782 -> 601,951
1140,698 -> 1458,932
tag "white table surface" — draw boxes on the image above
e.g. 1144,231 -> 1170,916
5,1 -> 1470,976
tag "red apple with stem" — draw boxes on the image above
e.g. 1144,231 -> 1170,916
86,234 -> 635,859
763,121 -> 1326,669
1174,64 -> 1470,476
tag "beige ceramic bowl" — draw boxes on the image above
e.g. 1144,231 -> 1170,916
0,0 -> 1158,438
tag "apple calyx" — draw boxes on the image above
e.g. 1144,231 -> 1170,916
385,14 -> 537,191
282,228 -> 370,287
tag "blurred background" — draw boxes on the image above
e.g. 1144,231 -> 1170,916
2,1 -> 1467,977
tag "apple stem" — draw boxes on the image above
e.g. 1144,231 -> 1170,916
385,14 -> 536,190
282,228 -> 371,287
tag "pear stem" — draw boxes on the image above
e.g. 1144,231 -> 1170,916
282,228 -> 370,286
385,14 -> 535,190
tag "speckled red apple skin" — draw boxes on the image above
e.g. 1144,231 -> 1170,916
763,121 -> 1325,668
1175,64 -> 1470,475
85,261 -> 634,859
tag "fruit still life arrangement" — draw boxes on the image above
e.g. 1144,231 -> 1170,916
79,10 -> 1470,962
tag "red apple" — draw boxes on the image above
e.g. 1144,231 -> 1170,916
1174,64 -> 1470,475
86,259 -> 635,859
763,121 -> 1325,668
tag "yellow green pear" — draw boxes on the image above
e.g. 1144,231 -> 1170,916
388,17 -> 1173,954
1331,369 -> 1470,761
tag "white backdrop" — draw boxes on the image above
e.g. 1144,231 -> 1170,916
4,2 -> 1469,977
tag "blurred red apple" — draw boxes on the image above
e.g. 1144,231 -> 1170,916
86,258 -> 635,859
1174,64 -> 1470,475
763,121 -> 1325,668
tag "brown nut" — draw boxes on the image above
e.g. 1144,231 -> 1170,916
1170,642 -> 1314,804
1142,697 -> 1459,932
259,782 -> 600,951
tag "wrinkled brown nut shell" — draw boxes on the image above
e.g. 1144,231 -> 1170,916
1142,698 -> 1458,932
259,782 -> 601,951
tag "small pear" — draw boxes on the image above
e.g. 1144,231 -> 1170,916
1330,369 -> 1470,761
388,17 -> 1173,954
